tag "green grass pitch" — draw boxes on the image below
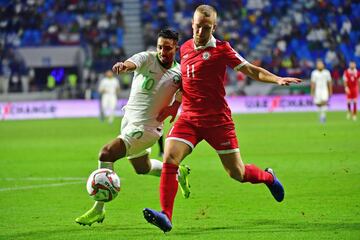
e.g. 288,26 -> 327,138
0,112 -> 359,240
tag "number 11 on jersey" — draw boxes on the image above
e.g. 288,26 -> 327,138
186,64 -> 195,78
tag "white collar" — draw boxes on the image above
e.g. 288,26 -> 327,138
194,36 -> 216,50
348,68 -> 357,74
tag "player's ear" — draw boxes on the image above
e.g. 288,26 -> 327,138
212,24 -> 217,33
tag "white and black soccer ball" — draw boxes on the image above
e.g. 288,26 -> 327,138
86,168 -> 121,202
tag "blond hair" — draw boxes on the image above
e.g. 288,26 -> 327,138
195,4 -> 217,18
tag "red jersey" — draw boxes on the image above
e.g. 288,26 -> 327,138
180,37 -> 247,127
343,68 -> 360,90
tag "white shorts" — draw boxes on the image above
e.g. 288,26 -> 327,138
118,116 -> 163,159
313,91 -> 329,105
101,94 -> 117,113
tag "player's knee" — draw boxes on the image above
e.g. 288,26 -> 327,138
163,151 -> 181,165
228,168 -> 245,182
99,145 -> 115,162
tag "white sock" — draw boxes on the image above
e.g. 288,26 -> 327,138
108,113 -> 114,123
98,161 -> 114,170
320,105 -> 327,118
147,159 -> 163,177
93,161 -> 114,211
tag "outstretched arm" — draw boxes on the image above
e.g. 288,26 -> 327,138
239,63 -> 302,85
112,61 -> 137,74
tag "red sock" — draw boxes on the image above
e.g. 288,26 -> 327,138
243,164 -> 273,185
347,102 -> 352,112
353,102 -> 357,115
160,163 -> 178,221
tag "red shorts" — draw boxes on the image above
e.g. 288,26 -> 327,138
346,87 -> 358,100
167,117 -> 239,154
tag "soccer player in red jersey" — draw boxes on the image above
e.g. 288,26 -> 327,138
143,5 -> 302,232
343,61 -> 360,121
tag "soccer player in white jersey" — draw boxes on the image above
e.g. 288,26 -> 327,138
98,70 -> 120,123
311,59 -> 333,123
75,29 -> 190,226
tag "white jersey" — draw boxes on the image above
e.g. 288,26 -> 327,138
311,69 -> 332,103
125,51 -> 181,127
311,69 -> 331,93
98,77 -> 120,96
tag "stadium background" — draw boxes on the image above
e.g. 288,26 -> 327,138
0,1 -> 359,240
0,0 -> 359,104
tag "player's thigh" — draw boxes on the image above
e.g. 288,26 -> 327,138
316,101 -> 327,107
314,92 -> 329,105
347,89 -> 358,101
165,118 -> 200,165
102,95 -> 109,108
219,151 -> 245,181
163,139 -> 192,165
167,118 -> 202,149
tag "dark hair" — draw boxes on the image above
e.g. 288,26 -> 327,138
158,29 -> 179,42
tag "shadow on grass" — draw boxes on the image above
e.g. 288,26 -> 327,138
1,224 -> 153,240
3,220 -> 360,239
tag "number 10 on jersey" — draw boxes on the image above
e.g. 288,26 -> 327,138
142,76 -> 155,90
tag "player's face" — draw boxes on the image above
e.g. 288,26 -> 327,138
316,61 -> 324,70
105,70 -> 113,78
349,62 -> 356,69
192,11 -> 216,46
157,37 -> 177,67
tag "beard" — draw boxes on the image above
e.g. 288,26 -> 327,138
194,37 -> 205,46
194,34 -> 209,46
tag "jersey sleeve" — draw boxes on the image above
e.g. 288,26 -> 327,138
326,70 -> 332,82
223,42 -> 248,71
343,71 -> 348,83
310,71 -> 315,83
98,79 -> 105,91
127,51 -> 149,69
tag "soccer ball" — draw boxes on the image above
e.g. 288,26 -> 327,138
86,168 -> 121,202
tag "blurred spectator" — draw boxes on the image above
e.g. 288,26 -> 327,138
324,46 -> 341,69
67,73 -> 78,98
1,0 -> 359,97
0,59 -> 11,94
355,43 -> 360,57
0,0 -> 125,83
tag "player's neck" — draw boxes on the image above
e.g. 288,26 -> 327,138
193,36 -> 214,49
